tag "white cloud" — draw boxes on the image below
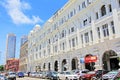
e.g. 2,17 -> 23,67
2,0 -> 43,24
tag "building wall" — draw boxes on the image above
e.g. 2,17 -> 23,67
28,0 -> 120,72
19,41 -> 28,72
6,59 -> 19,72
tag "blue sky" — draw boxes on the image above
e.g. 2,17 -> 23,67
0,0 -> 68,65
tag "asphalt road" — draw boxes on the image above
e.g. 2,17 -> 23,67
17,77 -> 48,80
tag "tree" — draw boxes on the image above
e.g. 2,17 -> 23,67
0,65 -> 4,71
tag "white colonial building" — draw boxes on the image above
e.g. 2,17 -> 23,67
28,0 -> 120,72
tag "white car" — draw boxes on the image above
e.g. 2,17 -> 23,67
7,72 -> 16,80
102,70 -> 120,80
58,71 -> 79,80
73,69 -> 89,78
0,75 -> 7,80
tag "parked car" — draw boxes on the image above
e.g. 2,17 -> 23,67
17,72 -> 24,78
92,70 -> 109,80
0,75 -> 7,80
102,70 -> 120,80
73,69 -> 89,79
58,71 -> 79,80
7,72 -> 16,80
46,71 -> 58,80
81,71 -> 96,80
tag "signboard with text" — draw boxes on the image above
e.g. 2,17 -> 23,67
85,56 -> 97,63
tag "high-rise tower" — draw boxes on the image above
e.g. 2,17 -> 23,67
6,33 -> 16,60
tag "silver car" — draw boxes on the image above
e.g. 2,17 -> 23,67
102,70 -> 120,80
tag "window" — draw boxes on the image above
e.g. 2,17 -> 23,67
70,11 -> 73,17
63,43 -> 65,50
81,34 -> 84,44
39,45 -> 41,50
76,37 -> 78,45
89,16 -> 91,23
108,4 -> 112,12
84,32 -> 89,43
71,27 -> 75,32
68,14 -> 70,19
83,19 -> 87,26
96,12 -> 99,19
55,46 -> 57,52
111,21 -> 115,34
72,38 -> 75,47
119,0 -> 120,7
74,9 -> 76,14
97,27 -> 101,39
79,5 -> 81,11
82,2 -> 86,8
102,24 -> 109,37
39,52 -> 41,58
69,40 -> 71,48
48,39 -> 50,44
87,0 -> 91,4
101,5 -> 106,16
90,30 -> 93,41
62,31 -> 64,38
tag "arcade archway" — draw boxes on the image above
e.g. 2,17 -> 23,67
71,58 -> 78,70
48,63 -> 51,71
62,59 -> 67,71
43,63 -> 46,71
85,54 -> 95,71
54,61 -> 58,71
102,50 -> 119,71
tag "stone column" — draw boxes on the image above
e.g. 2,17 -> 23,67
91,21 -> 98,44
66,35 -> 70,52
105,5 -> 109,14
98,9 -> 101,18
77,28 -> 82,48
89,31 -> 92,45
83,34 -> 86,47
57,38 -> 60,54
108,22 -> 113,40
58,59 -> 61,72
100,27 -> 104,42
50,43 -> 53,55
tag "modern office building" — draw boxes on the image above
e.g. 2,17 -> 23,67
28,0 -> 120,72
6,33 -> 16,60
20,35 -> 28,46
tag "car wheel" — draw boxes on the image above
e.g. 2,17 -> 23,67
79,76 -> 82,80
65,77 -> 69,80
57,77 -> 60,80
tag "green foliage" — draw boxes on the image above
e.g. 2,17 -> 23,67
0,65 -> 4,71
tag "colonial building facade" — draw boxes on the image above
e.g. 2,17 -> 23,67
19,41 -> 28,72
28,0 -> 120,72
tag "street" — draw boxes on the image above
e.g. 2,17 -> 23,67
17,77 -> 48,80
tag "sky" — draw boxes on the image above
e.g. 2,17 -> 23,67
0,0 -> 68,65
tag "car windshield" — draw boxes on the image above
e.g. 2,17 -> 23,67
87,71 -> 95,74
65,72 -> 71,74
52,72 -> 58,74
108,71 -> 118,75
9,73 -> 16,75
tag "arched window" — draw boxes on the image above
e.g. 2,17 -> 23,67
101,5 -> 106,16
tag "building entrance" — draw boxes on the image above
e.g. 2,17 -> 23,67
85,54 -> 95,71
71,58 -> 78,70
102,50 -> 119,71
54,61 -> 58,71
62,59 -> 67,71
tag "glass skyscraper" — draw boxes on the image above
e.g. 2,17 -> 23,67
6,33 -> 16,60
